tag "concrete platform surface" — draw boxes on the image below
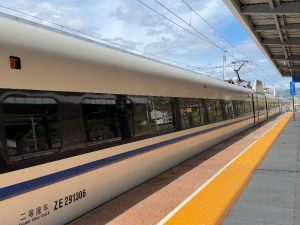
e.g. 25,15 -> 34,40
223,113 -> 300,225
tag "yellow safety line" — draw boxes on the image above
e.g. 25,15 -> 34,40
163,112 -> 292,225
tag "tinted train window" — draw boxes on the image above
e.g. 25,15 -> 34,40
82,98 -> 120,145
258,99 -> 266,111
245,101 -> 252,115
225,101 -> 234,119
206,100 -> 223,123
149,97 -> 174,133
234,100 -> 251,117
179,98 -> 205,129
3,97 -> 61,162
237,101 -> 245,117
128,96 -> 154,137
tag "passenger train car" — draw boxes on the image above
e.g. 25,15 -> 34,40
0,14 -> 288,225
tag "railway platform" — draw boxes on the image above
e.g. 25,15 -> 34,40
223,112 -> 299,225
68,112 -> 292,225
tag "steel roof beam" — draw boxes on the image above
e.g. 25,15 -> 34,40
262,38 -> 300,46
282,73 -> 298,76
268,0 -> 292,70
272,55 -> 300,61
255,24 -> 300,32
242,2 -> 300,15
279,66 -> 300,71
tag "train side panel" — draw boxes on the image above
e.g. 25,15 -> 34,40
0,116 -> 254,225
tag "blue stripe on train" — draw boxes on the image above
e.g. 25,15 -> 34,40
0,117 -> 252,201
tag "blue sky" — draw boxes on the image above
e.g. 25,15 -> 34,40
0,0 -> 292,90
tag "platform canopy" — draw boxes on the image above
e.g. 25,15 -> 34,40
224,0 -> 300,77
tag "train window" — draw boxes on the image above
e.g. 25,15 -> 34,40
3,97 -> 61,162
268,102 -> 279,113
245,101 -> 252,115
149,97 -> 174,133
233,100 -> 251,117
82,97 -> 120,145
258,99 -> 266,111
225,101 -> 234,119
206,100 -> 223,123
238,101 -> 245,116
233,101 -> 240,117
179,98 -> 205,129
128,96 -> 154,137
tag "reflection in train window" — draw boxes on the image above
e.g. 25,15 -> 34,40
3,97 -> 61,161
128,96 -> 154,137
235,101 -> 245,117
82,98 -> 120,145
258,98 -> 266,111
245,101 -> 252,115
179,98 -> 205,129
149,97 -> 174,133
206,100 -> 223,123
225,101 -> 234,119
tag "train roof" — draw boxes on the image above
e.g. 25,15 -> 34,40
0,13 -> 254,100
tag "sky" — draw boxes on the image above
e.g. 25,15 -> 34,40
0,0 -> 292,91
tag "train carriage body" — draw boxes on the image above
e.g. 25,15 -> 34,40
0,14 -> 284,225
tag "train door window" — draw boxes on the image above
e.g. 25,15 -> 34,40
179,98 -> 205,129
3,97 -> 61,162
82,97 -> 120,145
149,97 -> 174,133
128,96 -> 154,137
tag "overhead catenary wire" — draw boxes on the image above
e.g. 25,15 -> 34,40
154,0 -> 223,51
137,0 -> 276,85
241,65 -> 272,86
137,0 -> 240,61
181,0 -> 273,80
136,0 -> 220,48
181,0 -> 252,61
149,0 -> 271,83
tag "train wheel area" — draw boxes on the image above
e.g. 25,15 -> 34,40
67,113 -> 291,225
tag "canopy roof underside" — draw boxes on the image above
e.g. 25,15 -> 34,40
225,0 -> 300,77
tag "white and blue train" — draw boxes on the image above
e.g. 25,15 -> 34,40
0,13 -> 289,225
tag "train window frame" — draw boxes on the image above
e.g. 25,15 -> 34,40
206,99 -> 223,123
179,98 -> 206,129
2,95 -> 62,162
0,90 -> 265,173
81,96 -> 122,146
127,95 -> 156,137
148,96 -> 175,133
224,101 -> 234,119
